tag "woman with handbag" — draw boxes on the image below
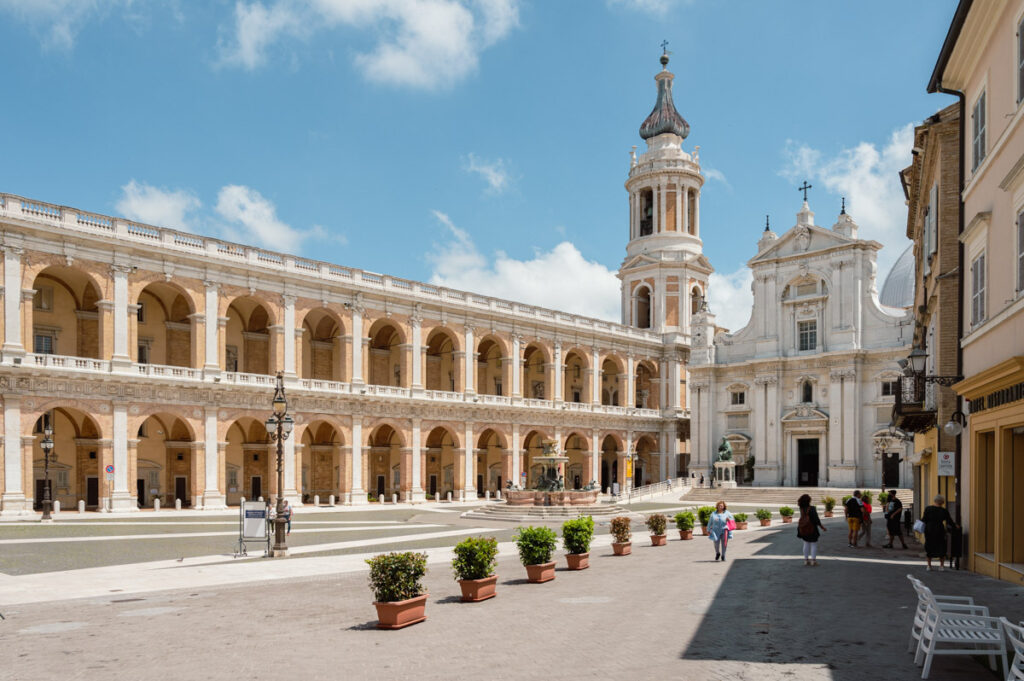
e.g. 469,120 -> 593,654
707,500 -> 735,561
796,493 -> 826,566
919,495 -> 953,571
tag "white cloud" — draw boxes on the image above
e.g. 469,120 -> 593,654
0,0 -> 131,49
218,0 -> 520,90
607,0 -> 686,15
115,180 -> 201,231
427,210 -> 621,321
215,184 -> 327,249
703,167 -> 730,190
781,123 -> 915,277
707,266 -> 752,333
464,153 -> 511,194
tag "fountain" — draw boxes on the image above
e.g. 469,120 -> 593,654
504,440 -> 601,507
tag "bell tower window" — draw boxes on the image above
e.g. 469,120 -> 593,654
640,190 -> 654,236
636,287 -> 652,329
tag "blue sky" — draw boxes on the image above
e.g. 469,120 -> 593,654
0,0 -> 957,330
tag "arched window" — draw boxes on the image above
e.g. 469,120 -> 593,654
639,190 -> 654,236
636,287 -> 651,329
802,381 -> 813,403
691,287 -> 703,315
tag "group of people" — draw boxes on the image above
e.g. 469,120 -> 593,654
702,489 -> 960,571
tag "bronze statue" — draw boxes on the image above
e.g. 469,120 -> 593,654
717,437 -> 733,461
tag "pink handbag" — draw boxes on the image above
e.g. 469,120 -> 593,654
726,518 -> 736,531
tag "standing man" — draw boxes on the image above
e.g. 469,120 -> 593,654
844,490 -> 863,548
282,499 -> 293,535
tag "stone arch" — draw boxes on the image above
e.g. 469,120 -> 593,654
367,423 -> 406,500
135,281 -> 197,367
522,342 -> 551,400
476,335 -> 508,396
225,296 -> 277,375
522,429 -> 552,488
299,418 -> 345,503
135,412 -> 198,508
225,416 -> 271,505
634,434 -> 659,487
600,433 -> 623,492
562,348 -> 590,403
476,427 -> 508,494
424,327 -> 459,392
600,355 -> 626,406
29,265 -> 105,359
690,285 -> 704,315
424,425 -> 458,499
635,359 -> 660,410
563,430 -> 590,490
301,307 -> 345,382
26,405 -> 105,511
367,319 -> 407,387
635,284 -> 653,329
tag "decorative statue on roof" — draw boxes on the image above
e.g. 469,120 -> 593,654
717,437 -> 733,462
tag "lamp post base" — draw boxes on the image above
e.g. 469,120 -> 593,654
271,547 -> 288,558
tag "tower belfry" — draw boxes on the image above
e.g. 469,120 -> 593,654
619,50 -> 713,339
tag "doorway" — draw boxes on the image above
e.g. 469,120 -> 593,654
251,475 -> 262,501
797,439 -> 819,487
174,476 -> 187,506
882,452 -> 900,488
477,474 -> 483,495
376,475 -> 385,498
86,476 -> 99,508
137,479 -> 146,508
429,475 -> 437,497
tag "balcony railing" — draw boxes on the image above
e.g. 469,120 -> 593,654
892,374 -> 936,433
27,353 -> 110,373
220,371 -> 277,386
136,363 -> 201,380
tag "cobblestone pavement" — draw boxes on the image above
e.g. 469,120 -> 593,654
2,514 -> 1022,681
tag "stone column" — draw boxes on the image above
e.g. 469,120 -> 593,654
202,407 -> 227,508
350,301 -> 364,384
282,295 -> 296,378
511,334 -> 522,397
349,417 -> 367,504
410,308 -> 423,391
553,340 -> 562,403
188,313 -> 205,369
410,418 -> 424,501
111,266 -> 132,371
203,282 -> 220,375
463,422 -> 475,497
669,356 -> 682,410
0,396 -> 28,515
511,423 -> 521,486
693,188 -> 700,237
2,247 -> 25,361
657,184 -> 666,233
682,188 -> 690,235
110,402 -> 136,511
626,355 -> 636,408
283,430 -> 299,505
660,430 -> 670,479
591,429 -> 600,484
675,182 -> 682,232
463,324 -> 475,396
828,372 -> 843,485
591,348 -> 601,405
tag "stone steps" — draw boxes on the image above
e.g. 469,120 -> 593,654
462,504 -> 623,522
679,486 -> 914,507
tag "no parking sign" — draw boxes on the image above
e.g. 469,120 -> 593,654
105,464 -> 114,481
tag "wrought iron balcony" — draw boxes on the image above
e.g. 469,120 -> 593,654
890,374 -> 936,433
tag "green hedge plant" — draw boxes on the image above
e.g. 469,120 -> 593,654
514,526 -> 558,566
610,516 -> 632,543
779,506 -> 794,517
841,495 -> 853,505
562,516 -> 595,555
451,536 -> 498,582
755,508 -> 772,521
733,513 -> 748,523
366,551 -> 428,603
674,511 -> 695,531
878,492 -> 889,505
861,491 -> 873,505
697,506 -> 715,527
645,513 -> 667,536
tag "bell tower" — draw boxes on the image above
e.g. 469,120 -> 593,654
619,49 -> 713,339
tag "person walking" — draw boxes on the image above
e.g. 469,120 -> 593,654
796,493 -> 826,566
921,495 -> 953,571
708,500 -> 734,561
883,489 -> 907,549
859,495 -> 874,547
844,490 -> 863,548
282,500 -> 293,535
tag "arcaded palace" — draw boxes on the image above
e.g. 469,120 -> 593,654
0,52 -> 914,515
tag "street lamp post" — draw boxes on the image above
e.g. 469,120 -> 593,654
265,372 -> 294,557
40,419 -> 54,522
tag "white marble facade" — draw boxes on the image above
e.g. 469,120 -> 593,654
688,201 -> 915,488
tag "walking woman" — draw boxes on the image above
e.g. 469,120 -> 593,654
921,495 -> 953,571
883,489 -> 907,549
708,500 -> 734,561
796,493 -> 826,566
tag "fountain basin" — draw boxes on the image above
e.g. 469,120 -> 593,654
504,490 -> 599,507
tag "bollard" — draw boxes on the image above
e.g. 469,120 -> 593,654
447,491 -> 452,502
154,498 -> 160,511
329,494 -> 335,506
240,496 -> 246,504
53,500 -> 60,514
175,498 -> 182,510
258,496 -> 263,503
378,494 -> 385,503
314,495 -> 320,506
391,493 -> 398,504
78,499 -> 85,513
496,490 -> 501,500
485,490 -> 490,500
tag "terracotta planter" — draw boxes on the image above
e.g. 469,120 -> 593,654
458,575 -> 497,602
525,561 -> 556,583
782,516 -> 793,524
735,522 -> 748,530
612,541 -> 632,556
565,552 -> 590,570
678,529 -> 694,540
824,511 -> 834,517
650,534 -> 667,546
759,518 -> 771,526
373,594 -> 428,630
701,525 -> 710,536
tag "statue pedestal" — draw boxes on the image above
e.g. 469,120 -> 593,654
713,461 -> 738,489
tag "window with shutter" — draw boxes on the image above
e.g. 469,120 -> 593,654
971,252 -> 986,326
34,334 -> 54,354
1019,17 -> 1024,104
923,206 -> 932,277
929,184 -> 938,259
1018,210 -> 1024,293
972,92 -> 986,171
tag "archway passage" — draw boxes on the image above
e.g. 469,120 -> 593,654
225,418 -> 270,506
563,350 -> 588,403
522,344 -> 549,400
425,426 -> 458,500
30,266 -> 102,358
601,357 -> 624,406
302,309 -> 344,381
225,297 -> 274,375
425,329 -> 458,392
136,413 -> 197,508
636,286 -> 652,329
368,424 -> 405,499
476,337 -> 506,396
634,434 -> 659,488
368,321 -> 406,387
522,430 -> 551,488
600,434 -> 622,493
635,360 -> 660,410
476,429 -> 507,495
31,408 -> 103,511
300,421 -> 344,503
563,432 -> 589,490
136,282 -> 195,367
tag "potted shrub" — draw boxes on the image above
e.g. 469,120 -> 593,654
515,526 -> 558,583
697,506 -> 715,535
611,516 -> 632,555
861,491 -> 873,505
755,508 -> 772,526
841,494 -> 853,506
674,511 -> 695,540
562,516 -> 594,570
646,513 -> 668,546
366,551 -> 428,629
451,536 -> 499,602
733,513 -> 748,530
822,496 -> 836,517
877,491 -> 889,506
779,506 -> 794,523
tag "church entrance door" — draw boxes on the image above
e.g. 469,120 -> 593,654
797,439 -> 819,487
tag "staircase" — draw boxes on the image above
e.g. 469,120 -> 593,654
679,486 -> 914,507
462,502 -> 622,522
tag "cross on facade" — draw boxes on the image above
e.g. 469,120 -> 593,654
798,181 -> 813,201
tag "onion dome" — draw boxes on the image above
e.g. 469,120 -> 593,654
639,52 -> 690,140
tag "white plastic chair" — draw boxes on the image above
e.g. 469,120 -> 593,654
1001,617 -> 1024,681
906,574 -> 980,653
915,601 -> 1005,679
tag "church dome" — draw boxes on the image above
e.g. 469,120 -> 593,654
639,53 -> 690,141
880,244 -> 915,309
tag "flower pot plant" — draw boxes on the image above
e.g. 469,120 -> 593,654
674,511 -> 695,540
697,506 -> 715,535
822,496 -> 836,517
755,508 -> 772,527
451,536 -> 499,602
779,506 -> 794,523
861,491 -> 873,505
877,491 -> 889,506
646,513 -> 668,546
515,526 -> 558,583
562,516 -> 594,570
732,513 -> 748,530
611,516 -> 632,555
366,551 -> 429,629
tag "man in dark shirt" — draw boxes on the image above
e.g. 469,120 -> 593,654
844,490 -> 864,548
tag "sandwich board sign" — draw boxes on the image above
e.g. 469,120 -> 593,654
237,500 -> 270,557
